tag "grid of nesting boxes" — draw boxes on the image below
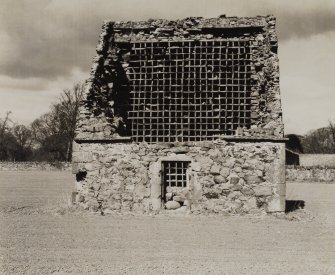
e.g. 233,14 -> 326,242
123,39 -> 253,143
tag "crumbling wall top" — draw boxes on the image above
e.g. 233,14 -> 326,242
112,15 -> 273,29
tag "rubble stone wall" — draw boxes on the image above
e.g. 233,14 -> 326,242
72,140 -> 285,214
286,166 -> 335,182
299,154 -> 335,168
0,162 -> 71,171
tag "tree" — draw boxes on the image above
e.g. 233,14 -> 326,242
31,83 -> 85,161
11,124 -> 33,160
0,112 -> 15,160
57,83 -> 85,161
329,120 -> 335,150
12,124 -> 32,149
301,124 -> 335,154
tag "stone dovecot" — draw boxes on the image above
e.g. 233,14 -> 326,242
72,15 -> 286,214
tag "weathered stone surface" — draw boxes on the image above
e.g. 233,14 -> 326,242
220,183 -> 231,190
242,198 -> 260,214
266,196 -> 285,212
254,186 -> 272,197
174,206 -> 188,212
223,158 -> 235,168
77,194 -> 85,203
244,175 -> 263,184
210,164 -> 221,175
134,184 -> 150,199
231,184 -> 243,191
220,167 -> 230,178
173,195 -> 185,203
227,191 -> 241,201
170,146 -> 189,153
72,151 -> 93,163
195,156 -> 213,172
204,192 -> 219,199
225,201 -> 242,212
229,176 -> 240,185
190,162 -> 201,172
234,166 -> 242,173
213,175 -> 226,184
192,180 -> 203,201
241,187 -> 254,196
99,155 -> 118,163
72,162 -> 87,174
245,197 -> 257,210
142,155 -> 158,162
277,183 -> 286,196
165,192 -> 173,201
86,199 -> 100,211
183,200 -> 190,207
85,162 -> 102,171
165,201 -> 181,210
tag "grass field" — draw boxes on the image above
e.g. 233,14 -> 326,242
0,171 -> 335,274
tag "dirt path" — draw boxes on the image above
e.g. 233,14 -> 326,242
0,171 -> 334,274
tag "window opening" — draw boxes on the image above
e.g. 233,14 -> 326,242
161,160 -> 191,204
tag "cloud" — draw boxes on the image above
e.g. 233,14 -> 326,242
0,0 -> 334,80
0,74 -> 48,91
0,0 -> 99,79
0,67 -> 87,124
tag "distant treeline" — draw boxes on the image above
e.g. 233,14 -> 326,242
0,83 -> 84,162
286,122 -> 335,154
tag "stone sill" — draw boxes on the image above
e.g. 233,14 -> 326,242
219,136 -> 288,142
114,25 -> 265,32
74,136 -> 287,144
74,137 -> 132,143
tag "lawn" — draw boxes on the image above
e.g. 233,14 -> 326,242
0,171 -> 334,274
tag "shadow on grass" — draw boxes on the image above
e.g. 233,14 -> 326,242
285,200 -> 305,213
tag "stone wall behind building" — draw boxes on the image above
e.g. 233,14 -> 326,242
0,162 -> 71,171
286,166 -> 335,183
299,154 -> 335,168
72,140 -> 285,214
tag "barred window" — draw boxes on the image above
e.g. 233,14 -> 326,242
162,161 -> 190,188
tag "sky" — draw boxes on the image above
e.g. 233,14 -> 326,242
0,0 -> 334,135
